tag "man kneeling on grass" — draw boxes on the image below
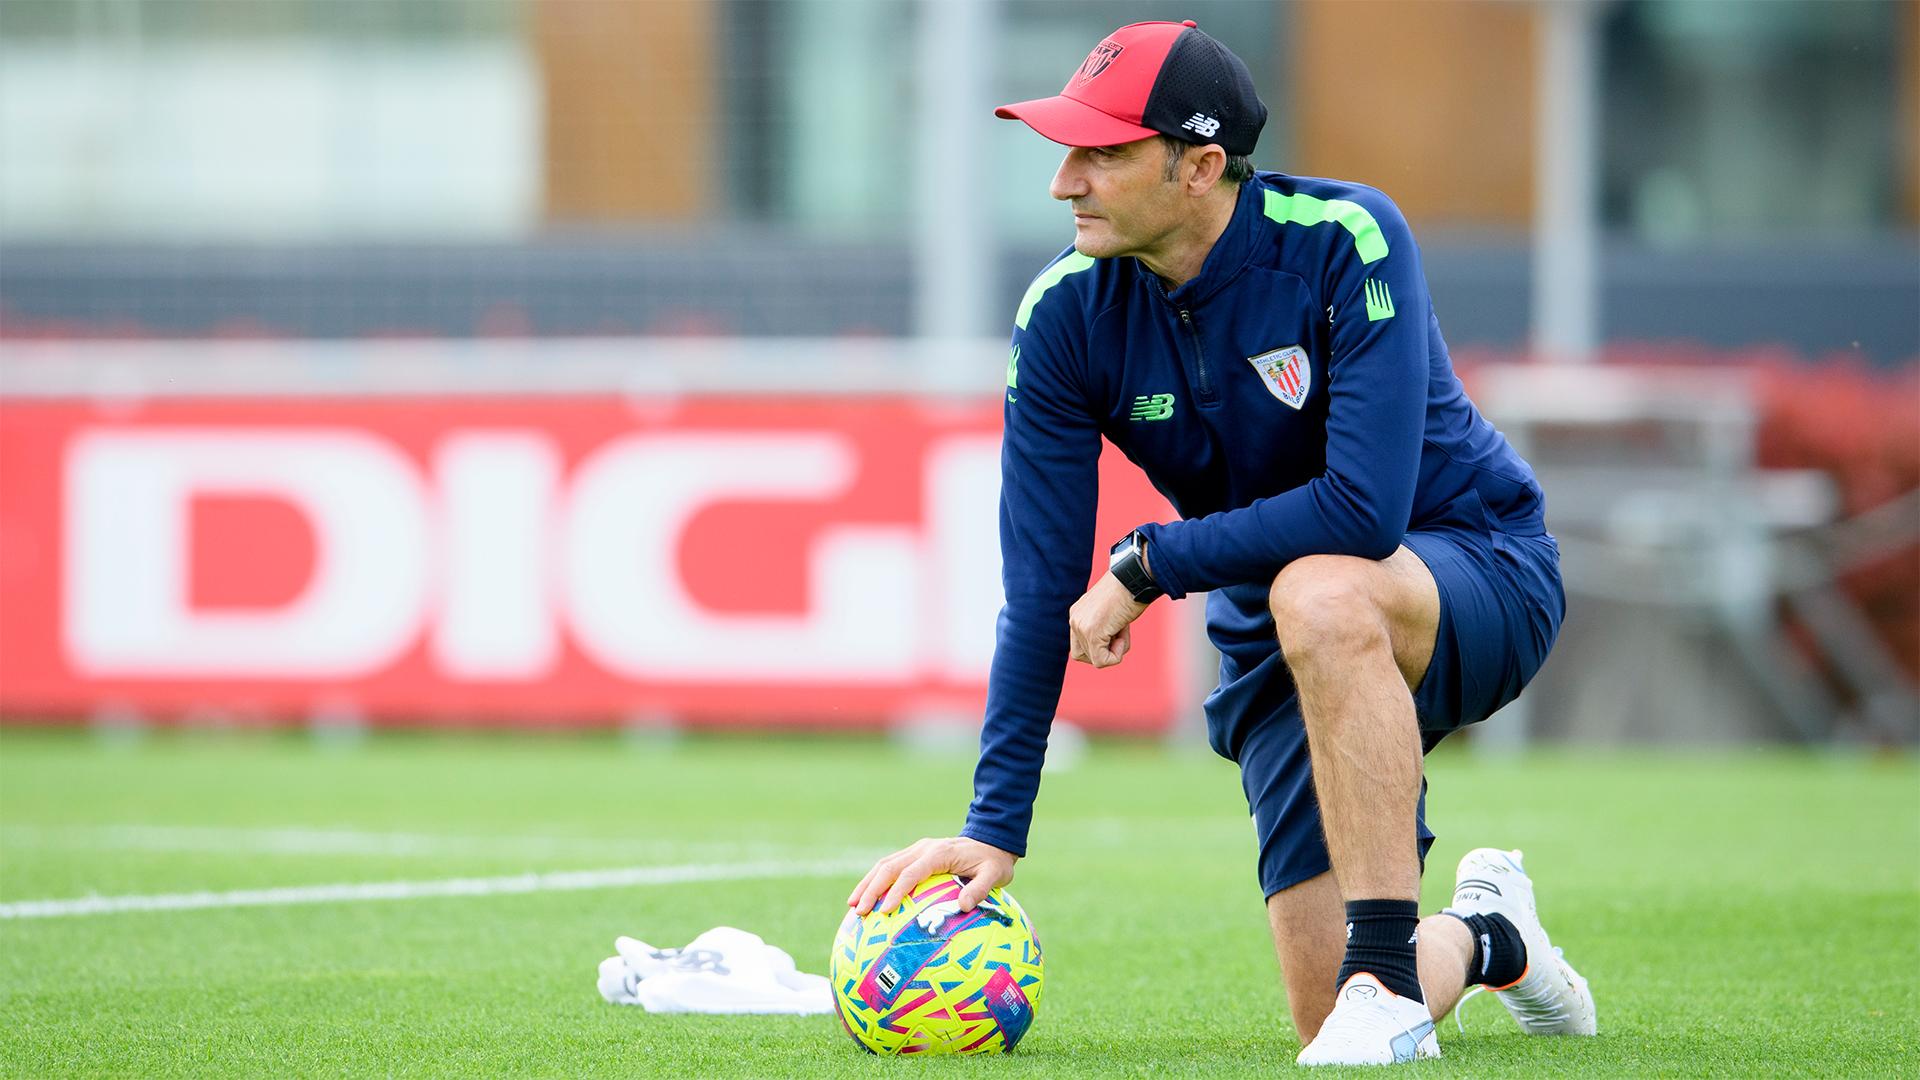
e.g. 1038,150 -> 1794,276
852,19 -> 1595,1066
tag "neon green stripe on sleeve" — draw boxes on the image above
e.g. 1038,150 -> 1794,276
1014,251 -> 1096,330
1262,189 -> 1389,265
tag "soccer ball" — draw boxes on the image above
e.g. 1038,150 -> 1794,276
829,873 -> 1044,1054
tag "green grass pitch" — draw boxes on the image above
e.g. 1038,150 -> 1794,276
1,728 -> 1915,1077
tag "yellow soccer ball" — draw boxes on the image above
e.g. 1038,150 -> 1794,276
829,874 -> 1044,1054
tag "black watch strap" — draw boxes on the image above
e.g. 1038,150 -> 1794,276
1108,530 -> 1164,603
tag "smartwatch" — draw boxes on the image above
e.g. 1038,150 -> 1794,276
1107,530 -> 1164,604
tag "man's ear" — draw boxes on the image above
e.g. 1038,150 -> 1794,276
1186,145 -> 1227,195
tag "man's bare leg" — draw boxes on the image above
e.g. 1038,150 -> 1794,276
1267,547 -> 1440,905
1260,548 -> 1590,1059
1266,872 -> 1345,1042
1264,545 -> 1457,1052
1266,873 -> 1479,1040
1416,912 -> 1475,1020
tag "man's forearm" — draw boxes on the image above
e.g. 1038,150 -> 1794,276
1138,470 -> 1415,597
963,606 -> 1073,859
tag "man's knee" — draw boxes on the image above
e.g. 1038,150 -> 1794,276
1268,556 -> 1390,665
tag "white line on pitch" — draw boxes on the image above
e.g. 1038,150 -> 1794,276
0,858 -> 869,920
0,824 -> 831,861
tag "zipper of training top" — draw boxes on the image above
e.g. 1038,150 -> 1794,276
1178,308 -> 1216,403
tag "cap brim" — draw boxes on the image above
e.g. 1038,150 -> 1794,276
994,95 -> 1158,148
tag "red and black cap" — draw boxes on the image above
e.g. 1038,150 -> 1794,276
995,20 -> 1267,156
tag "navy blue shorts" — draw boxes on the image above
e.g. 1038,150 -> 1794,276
1201,490 -> 1565,899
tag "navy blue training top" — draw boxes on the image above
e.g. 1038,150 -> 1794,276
961,171 -> 1547,858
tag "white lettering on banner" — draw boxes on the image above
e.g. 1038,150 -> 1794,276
64,430 -> 429,677
53,426 -> 1033,688
432,433 -> 561,679
923,437 -> 1003,681
560,433 -> 919,681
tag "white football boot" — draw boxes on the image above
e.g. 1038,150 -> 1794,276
1446,848 -> 1596,1036
1296,973 -> 1440,1066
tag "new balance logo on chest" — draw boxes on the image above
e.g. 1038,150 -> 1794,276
1129,393 -> 1176,421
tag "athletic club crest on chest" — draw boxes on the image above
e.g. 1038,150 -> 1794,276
1248,345 -> 1311,409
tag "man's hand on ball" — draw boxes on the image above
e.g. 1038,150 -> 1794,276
848,836 -> 1017,916
1068,572 -> 1149,669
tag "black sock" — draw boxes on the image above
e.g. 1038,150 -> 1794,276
1337,899 -> 1424,1002
1450,911 -> 1528,987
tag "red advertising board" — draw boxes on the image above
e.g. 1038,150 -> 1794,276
0,396 -> 1186,731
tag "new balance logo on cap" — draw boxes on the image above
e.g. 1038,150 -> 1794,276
1181,113 -> 1221,137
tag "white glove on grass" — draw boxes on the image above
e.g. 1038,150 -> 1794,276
597,927 -> 832,1015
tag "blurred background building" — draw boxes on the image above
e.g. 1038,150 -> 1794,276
1,0 -> 1915,746
2,0 -> 1915,352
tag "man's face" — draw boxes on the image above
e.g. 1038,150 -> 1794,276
1049,137 -> 1186,259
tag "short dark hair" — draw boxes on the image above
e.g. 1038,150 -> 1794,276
1160,134 -> 1254,185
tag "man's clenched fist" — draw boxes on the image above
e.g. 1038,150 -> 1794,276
1069,571 -> 1149,668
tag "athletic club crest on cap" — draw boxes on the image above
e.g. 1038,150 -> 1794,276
1075,39 -> 1124,84
1248,345 -> 1311,409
